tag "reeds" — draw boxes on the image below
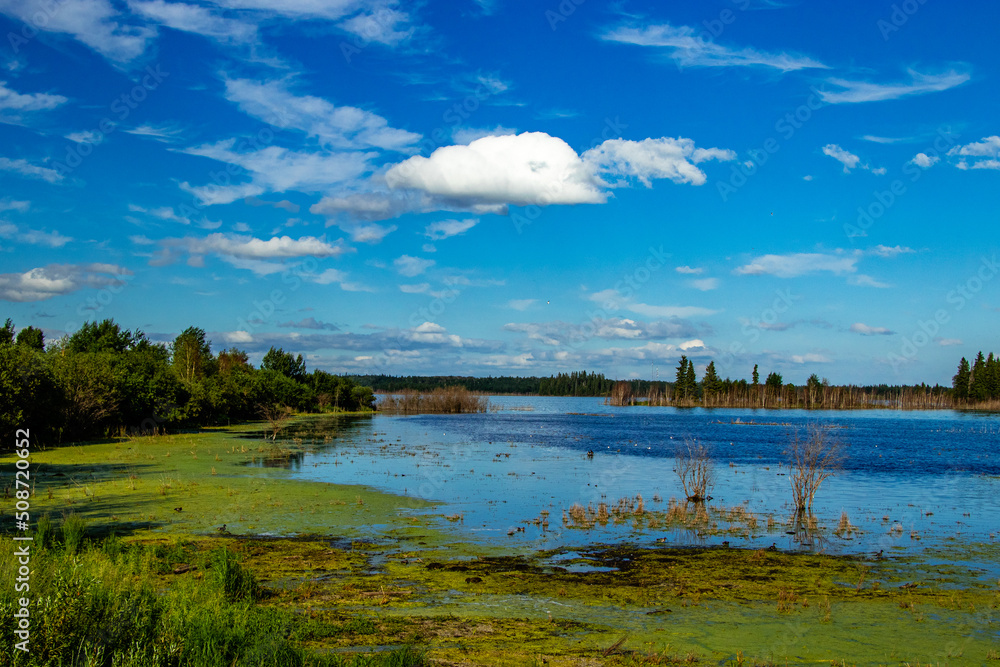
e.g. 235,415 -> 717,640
378,387 -> 491,413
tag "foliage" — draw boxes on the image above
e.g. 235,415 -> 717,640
0,534 -> 425,667
0,318 -> 376,445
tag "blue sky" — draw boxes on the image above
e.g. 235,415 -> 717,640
1,0 -> 998,385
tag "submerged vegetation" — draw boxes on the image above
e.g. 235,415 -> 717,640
0,318 -> 375,445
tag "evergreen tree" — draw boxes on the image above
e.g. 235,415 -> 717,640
702,361 -> 721,395
685,360 -> 698,400
752,364 -> 759,386
969,351 -> 988,401
986,353 -> 1000,399
765,371 -> 783,389
952,357 -> 970,401
675,356 -> 689,399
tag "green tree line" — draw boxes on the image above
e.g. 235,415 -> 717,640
0,318 -> 374,445
952,351 -> 1000,403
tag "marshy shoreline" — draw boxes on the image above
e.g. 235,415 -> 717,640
3,418 -> 998,666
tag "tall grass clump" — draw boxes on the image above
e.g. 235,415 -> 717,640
61,512 -> 88,554
378,387 -> 491,413
211,546 -> 260,602
35,513 -> 54,550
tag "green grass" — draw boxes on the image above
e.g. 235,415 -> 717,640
0,534 -> 426,667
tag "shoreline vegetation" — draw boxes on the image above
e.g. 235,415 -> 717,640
2,424 -> 998,666
3,317 -> 997,450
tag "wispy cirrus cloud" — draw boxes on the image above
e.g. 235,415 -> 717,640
735,252 -> 859,278
601,22 -> 827,72
819,69 -> 970,104
850,322 -> 894,336
822,144 -> 885,174
0,157 -> 63,183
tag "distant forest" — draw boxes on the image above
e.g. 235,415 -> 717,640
353,352 -> 1000,411
1,318 -> 375,445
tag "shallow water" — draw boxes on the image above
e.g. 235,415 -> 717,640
271,397 -> 1000,560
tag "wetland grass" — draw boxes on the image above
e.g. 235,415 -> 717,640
377,386 -> 491,413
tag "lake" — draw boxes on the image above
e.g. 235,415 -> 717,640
272,396 -> 999,565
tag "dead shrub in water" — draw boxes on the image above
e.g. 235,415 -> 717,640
785,426 -> 844,514
378,386 -> 491,413
676,440 -> 715,502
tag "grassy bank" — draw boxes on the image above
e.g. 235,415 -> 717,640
3,420 -> 998,665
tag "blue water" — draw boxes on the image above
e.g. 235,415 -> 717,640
274,397 -> 1000,558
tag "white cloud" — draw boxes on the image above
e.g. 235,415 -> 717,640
869,244 -> 915,258
675,265 -> 702,275
602,22 -> 827,72
850,322 -> 894,336
124,124 -> 184,142
302,267 -> 372,292
936,337 -> 963,346
223,78 -> 420,152
735,252 -> 859,278
0,198 -> 29,213
0,157 -> 63,183
130,0 -> 257,44
0,262 -> 131,302
393,254 -> 434,277
585,137 -> 736,187
588,288 -> 717,319
154,233 -> 351,269
688,278 -> 719,291
948,136 -> 1000,170
179,139 -> 373,205
386,132 -> 605,209
791,353 -> 832,364
311,191 -> 417,221
399,283 -> 430,294
679,339 -> 705,351
66,130 -> 102,144
822,147 -> 860,173
909,152 -> 939,169
848,274 -> 892,288
0,0 -> 156,66
277,316 -> 338,330
338,6 -> 413,45
424,218 -> 478,241
0,81 -> 67,121
819,69 -> 970,104
201,0 -> 359,19
385,131 -> 733,211
341,222 -> 396,244
506,299 -> 537,311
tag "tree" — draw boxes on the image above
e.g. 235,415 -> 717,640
685,361 -> 698,400
765,371 -> 783,390
172,326 -> 213,383
952,357 -> 970,402
969,351 -> 988,402
217,347 -> 250,375
676,440 -> 714,502
15,326 -> 44,350
261,347 -> 307,383
674,356 -> 690,399
701,361 -> 721,397
0,318 -> 14,346
752,364 -> 759,386
67,319 -> 147,354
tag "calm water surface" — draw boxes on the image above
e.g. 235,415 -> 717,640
276,397 -> 1000,559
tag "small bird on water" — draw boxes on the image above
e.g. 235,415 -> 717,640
173,507 -> 182,512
